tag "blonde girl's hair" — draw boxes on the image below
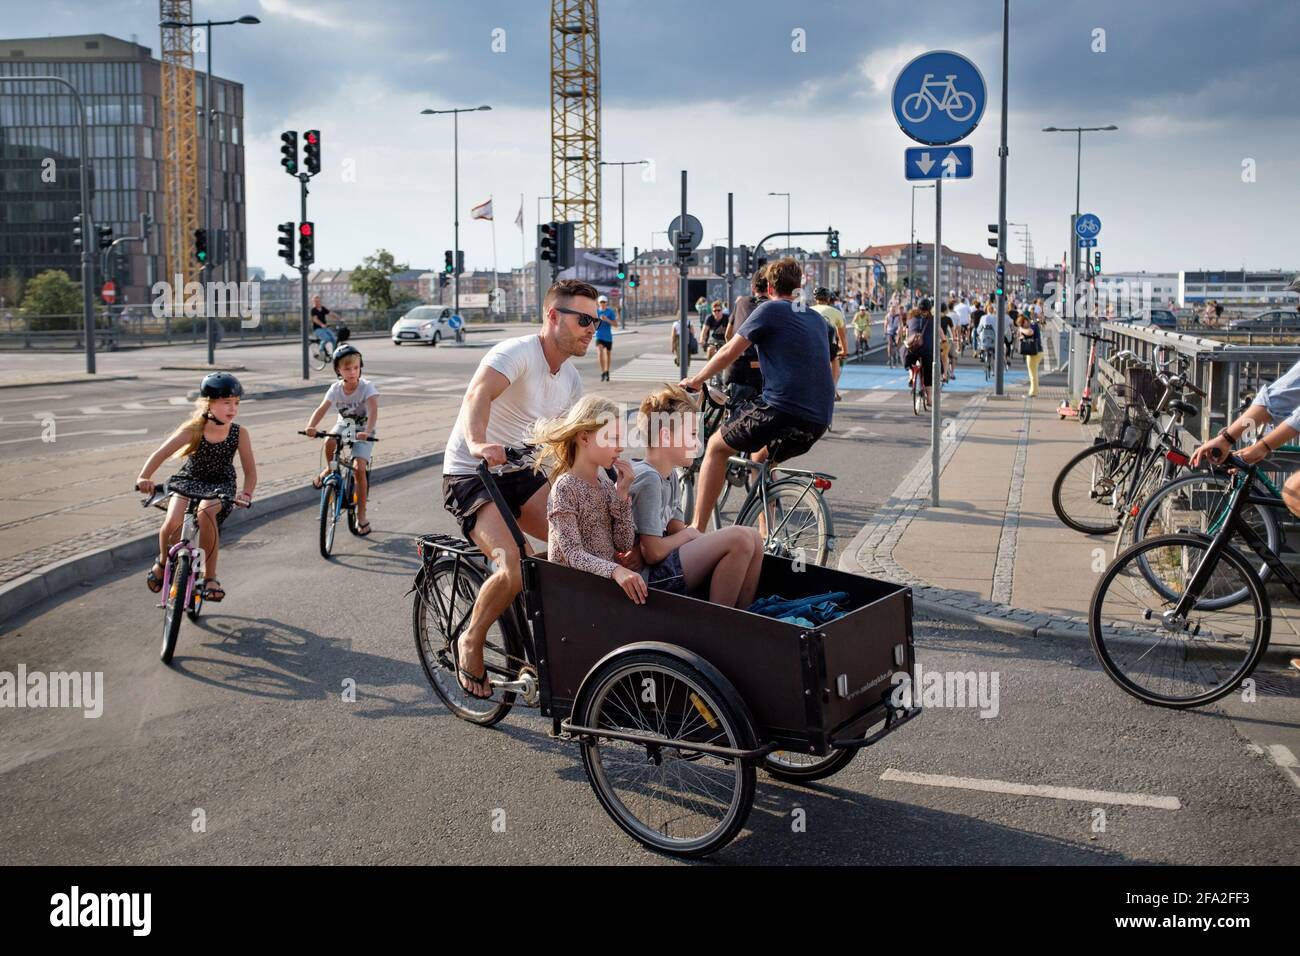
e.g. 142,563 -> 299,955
529,395 -> 621,480
637,383 -> 697,448
172,396 -> 213,459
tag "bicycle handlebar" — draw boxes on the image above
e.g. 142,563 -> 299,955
298,430 -> 379,442
136,481 -> 252,508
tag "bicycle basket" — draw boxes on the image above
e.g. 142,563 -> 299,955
1099,384 -> 1151,445
1124,367 -> 1164,410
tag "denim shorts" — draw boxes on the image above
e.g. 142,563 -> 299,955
641,547 -> 688,595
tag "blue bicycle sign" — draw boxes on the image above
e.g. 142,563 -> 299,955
1075,213 -> 1102,238
892,51 -> 986,146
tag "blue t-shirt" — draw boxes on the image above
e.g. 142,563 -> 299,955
737,298 -> 835,425
595,307 -> 616,342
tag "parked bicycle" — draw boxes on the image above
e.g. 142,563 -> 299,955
1090,451 -> 1287,708
139,482 -> 250,663
300,418 -> 378,558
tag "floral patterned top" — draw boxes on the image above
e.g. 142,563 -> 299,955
546,470 -> 636,578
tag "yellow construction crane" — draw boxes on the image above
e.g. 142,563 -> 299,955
159,1 -> 199,303
550,0 -> 601,249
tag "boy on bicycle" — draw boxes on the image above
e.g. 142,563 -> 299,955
303,344 -> 379,535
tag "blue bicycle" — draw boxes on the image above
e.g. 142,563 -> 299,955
301,419 -> 378,558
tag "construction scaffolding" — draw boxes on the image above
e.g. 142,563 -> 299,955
159,2 -> 199,304
550,0 -> 601,248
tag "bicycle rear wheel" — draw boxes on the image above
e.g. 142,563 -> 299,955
1051,440 -> 1133,534
1090,534 -> 1268,708
161,554 -> 189,664
763,746 -> 857,783
738,478 -> 832,566
314,339 -> 335,371
413,557 -> 516,726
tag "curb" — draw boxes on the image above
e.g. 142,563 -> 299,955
837,397 -> 1299,667
0,374 -> 140,391
0,450 -> 444,626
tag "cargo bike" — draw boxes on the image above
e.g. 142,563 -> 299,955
410,450 -> 922,857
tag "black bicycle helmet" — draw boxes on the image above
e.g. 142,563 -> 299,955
331,343 -> 363,373
200,371 -> 243,398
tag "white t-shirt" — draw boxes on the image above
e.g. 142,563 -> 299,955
324,377 -> 378,432
442,334 -> 583,476
954,302 -> 972,326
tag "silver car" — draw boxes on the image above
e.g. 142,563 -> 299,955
391,306 -> 455,346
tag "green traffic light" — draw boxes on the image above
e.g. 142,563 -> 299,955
198,252 -> 206,262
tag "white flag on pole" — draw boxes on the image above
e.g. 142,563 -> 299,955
471,198 -> 493,221
514,202 -> 524,231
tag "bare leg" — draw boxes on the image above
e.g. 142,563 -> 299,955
157,495 -> 185,567
737,526 -> 765,609
692,431 -> 737,532
196,500 -> 221,581
354,458 -> 369,523
679,526 -> 756,608
1283,471 -> 1300,519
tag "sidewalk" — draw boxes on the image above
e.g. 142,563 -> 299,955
840,371 -> 1300,657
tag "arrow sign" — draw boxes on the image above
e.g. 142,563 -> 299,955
905,145 -> 973,181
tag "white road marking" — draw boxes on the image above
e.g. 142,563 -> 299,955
0,428 -> 149,446
879,768 -> 1182,810
853,391 -> 894,405
0,393 -> 71,404
1265,744 -> 1300,791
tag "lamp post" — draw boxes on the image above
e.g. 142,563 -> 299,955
767,192 -> 790,254
420,105 -> 492,319
600,159 -> 648,313
159,14 -> 259,366
1041,124 -> 1117,322
910,183 -> 935,304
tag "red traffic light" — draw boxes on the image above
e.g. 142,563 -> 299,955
299,223 -> 313,236
305,131 -> 319,144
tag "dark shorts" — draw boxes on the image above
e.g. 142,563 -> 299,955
720,400 -> 827,464
905,349 -> 933,386
596,338 -> 613,351
643,547 -> 688,595
827,326 -> 840,360
442,468 -> 548,540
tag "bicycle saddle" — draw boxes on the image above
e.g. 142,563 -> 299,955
1167,399 -> 1197,419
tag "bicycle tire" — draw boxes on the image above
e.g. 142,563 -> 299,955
763,746 -> 857,783
412,557 -> 517,726
161,554 -> 188,664
1090,534 -> 1269,708
344,473 -> 361,536
1131,472 -> 1280,602
1051,440 -> 1133,534
578,649 -> 756,858
314,339 -> 335,371
319,484 -> 338,558
738,477 -> 832,567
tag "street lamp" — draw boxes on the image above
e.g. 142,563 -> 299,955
598,159 -> 648,268
1041,124 -> 1117,321
420,105 -> 492,318
159,14 -> 260,365
767,192 -> 791,253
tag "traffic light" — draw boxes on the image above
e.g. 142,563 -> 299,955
456,250 -> 465,275
675,227 -> 693,262
298,221 -> 314,266
97,224 -> 113,250
194,228 -> 208,264
914,241 -> 922,256
280,130 -> 298,175
539,224 -> 556,264
438,273 -> 449,289
276,222 -> 295,265
1094,251 -> 1102,275
987,223 -> 999,249
72,214 -> 83,252
444,249 -> 455,273
628,273 -> 639,289
737,244 -> 751,277
711,245 -> 727,276
994,260 -> 1006,297
555,222 -> 575,269
303,130 -> 320,176
828,229 -> 840,258
616,262 -> 627,281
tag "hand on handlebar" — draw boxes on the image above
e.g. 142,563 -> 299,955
303,426 -> 318,438
473,443 -> 508,468
1191,435 -> 1232,467
136,479 -> 155,495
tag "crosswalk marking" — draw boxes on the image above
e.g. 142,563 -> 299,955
880,768 -> 1182,810
852,391 -> 894,405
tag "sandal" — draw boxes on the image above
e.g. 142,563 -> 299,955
356,520 -> 372,536
455,648 -> 493,700
146,561 -> 165,594
201,579 -> 225,602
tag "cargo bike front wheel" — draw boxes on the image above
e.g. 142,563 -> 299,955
575,649 -> 759,858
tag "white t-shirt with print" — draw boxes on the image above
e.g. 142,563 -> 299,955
324,377 -> 378,433
442,334 -> 584,476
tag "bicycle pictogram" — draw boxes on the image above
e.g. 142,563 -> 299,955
1077,217 -> 1100,235
900,73 -> 978,124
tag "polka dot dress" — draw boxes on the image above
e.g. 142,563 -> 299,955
168,423 -> 240,525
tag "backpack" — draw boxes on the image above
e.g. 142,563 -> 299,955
1019,322 -> 1041,356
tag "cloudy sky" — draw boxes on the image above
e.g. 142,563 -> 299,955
13,0 -> 1300,277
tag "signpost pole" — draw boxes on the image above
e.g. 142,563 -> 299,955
931,179 -> 942,507
678,171 -> 689,373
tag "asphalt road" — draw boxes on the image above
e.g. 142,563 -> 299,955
3,336 -> 1298,863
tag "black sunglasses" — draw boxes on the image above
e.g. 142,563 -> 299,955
554,306 -> 599,327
